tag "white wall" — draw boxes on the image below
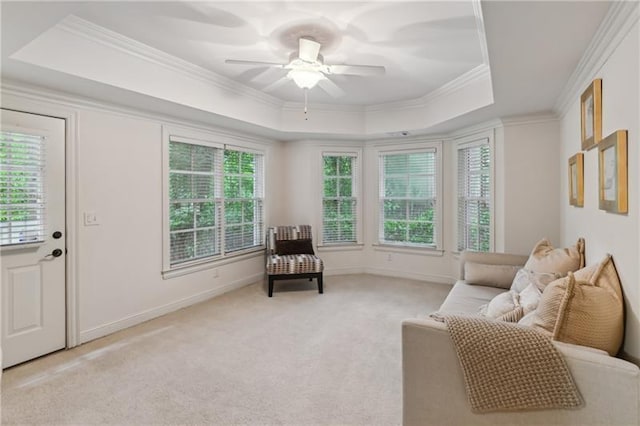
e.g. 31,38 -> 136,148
1,90 -> 286,344
279,118 -> 561,284
559,21 -> 639,361
1,85 -> 564,352
500,119 -> 561,254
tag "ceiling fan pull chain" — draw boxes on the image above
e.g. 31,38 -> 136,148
304,88 -> 309,120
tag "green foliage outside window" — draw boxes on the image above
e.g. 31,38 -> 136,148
380,152 -> 436,247
169,142 -> 263,265
323,155 -> 356,243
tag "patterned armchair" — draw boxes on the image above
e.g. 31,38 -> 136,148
266,225 -> 324,297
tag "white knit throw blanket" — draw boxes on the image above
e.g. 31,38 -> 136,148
438,314 -> 583,413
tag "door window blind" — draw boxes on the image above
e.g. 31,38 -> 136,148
322,154 -> 357,244
0,130 -> 46,246
379,150 -> 437,246
457,141 -> 491,252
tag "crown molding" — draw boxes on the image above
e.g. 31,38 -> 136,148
472,0 -> 490,66
553,1 -> 639,117
365,64 -> 491,113
500,112 -> 558,128
58,15 -> 285,110
0,79 -> 275,147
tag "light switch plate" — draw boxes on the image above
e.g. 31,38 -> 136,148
84,211 -> 99,226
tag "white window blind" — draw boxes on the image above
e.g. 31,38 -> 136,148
223,149 -> 264,253
457,141 -> 491,252
168,139 -> 265,267
322,154 -> 357,244
379,150 -> 437,246
0,130 -> 46,246
169,141 -> 222,265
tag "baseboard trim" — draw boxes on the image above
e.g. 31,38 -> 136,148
364,267 -> 454,284
79,272 -> 263,344
324,267 -> 366,276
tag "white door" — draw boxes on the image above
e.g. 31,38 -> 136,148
0,109 -> 66,368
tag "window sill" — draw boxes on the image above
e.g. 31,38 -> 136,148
317,243 -> 365,252
162,247 -> 265,279
372,244 -> 444,257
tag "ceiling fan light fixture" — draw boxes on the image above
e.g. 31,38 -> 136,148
287,69 -> 324,89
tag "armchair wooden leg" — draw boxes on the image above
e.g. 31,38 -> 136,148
318,274 -> 323,294
268,276 -> 274,297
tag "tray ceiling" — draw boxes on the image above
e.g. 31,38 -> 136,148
0,1 -> 612,138
69,1 -> 486,105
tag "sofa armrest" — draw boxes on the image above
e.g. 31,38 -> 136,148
458,250 -> 528,281
402,318 -> 640,426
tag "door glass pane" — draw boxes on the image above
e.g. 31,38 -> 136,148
0,131 -> 46,246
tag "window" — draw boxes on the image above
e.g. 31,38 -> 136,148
167,136 -> 264,268
379,149 -> 438,247
0,130 -> 46,246
457,140 -> 491,252
322,153 -> 357,244
224,150 -> 264,252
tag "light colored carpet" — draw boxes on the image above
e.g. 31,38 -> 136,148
1,274 -> 450,425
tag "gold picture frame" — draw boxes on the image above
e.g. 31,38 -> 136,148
568,153 -> 584,207
581,78 -> 602,151
598,130 -> 628,214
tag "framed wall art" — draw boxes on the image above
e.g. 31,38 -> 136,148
568,153 -> 584,207
598,130 -> 627,214
581,78 -> 602,151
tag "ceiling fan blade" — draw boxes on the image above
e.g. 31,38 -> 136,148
225,59 -> 285,68
299,38 -> 321,63
327,64 -> 386,76
262,76 -> 290,93
317,78 -> 346,98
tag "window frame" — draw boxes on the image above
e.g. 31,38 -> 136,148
320,150 -> 361,246
376,141 -> 443,251
162,126 -> 266,275
455,132 -> 495,253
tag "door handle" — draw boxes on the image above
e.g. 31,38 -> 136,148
43,249 -> 63,260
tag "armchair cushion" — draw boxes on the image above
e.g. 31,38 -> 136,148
266,254 -> 323,275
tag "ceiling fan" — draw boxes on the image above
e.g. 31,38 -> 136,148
225,37 -> 386,98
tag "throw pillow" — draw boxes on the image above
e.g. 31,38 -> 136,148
464,262 -> 521,289
529,255 -> 624,356
275,239 -> 315,255
519,282 -> 542,312
481,282 -> 542,323
480,290 -> 523,322
510,268 -> 561,293
524,238 -> 585,275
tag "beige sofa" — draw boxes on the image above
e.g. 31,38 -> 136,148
402,250 -> 640,425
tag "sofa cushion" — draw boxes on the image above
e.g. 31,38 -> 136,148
464,262 -> 521,289
439,282 -> 504,315
524,238 -> 585,275
529,255 -> 624,356
510,268 -> 561,293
